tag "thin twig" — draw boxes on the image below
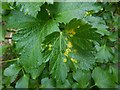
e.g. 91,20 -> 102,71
0,58 -> 19,64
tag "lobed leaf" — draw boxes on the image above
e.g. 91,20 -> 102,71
73,69 -> 91,88
15,74 -> 29,88
4,64 -> 21,83
92,67 -> 117,88
48,2 -> 101,23
19,2 -> 44,17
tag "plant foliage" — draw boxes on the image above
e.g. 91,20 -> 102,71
1,1 -> 120,89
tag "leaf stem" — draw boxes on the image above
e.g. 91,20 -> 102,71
0,58 -> 19,63
60,31 -> 62,52
89,84 -> 96,89
22,68 -> 25,75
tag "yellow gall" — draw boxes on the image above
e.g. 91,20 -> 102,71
74,60 -> 78,63
64,52 -> 68,57
67,29 -> 76,36
63,58 -> 67,63
65,38 -> 68,41
101,8 -> 103,11
69,29 -> 76,35
48,47 -> 52,51
66,48 -> 71,53
67,42 -> 72,48
73,49 -> 77,53
85,12 -> 89,15
71,58 -> 74,62
71,30 -> 76,35
49,44 -> 52,48
70,58 -> 78,63
70,34 -> 73,37
77,25 -> 80,28
90,14 -> 92,16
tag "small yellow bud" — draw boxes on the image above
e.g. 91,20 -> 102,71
63,58 -> 67,63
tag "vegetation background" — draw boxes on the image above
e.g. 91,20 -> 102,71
0,0 -> 120,89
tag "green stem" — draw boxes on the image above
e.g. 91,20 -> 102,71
0,58 -> 19,63
98,9 -> 106,16
60,31 -> 62,52
22,68 -> 25,75
89,84 -> 96,89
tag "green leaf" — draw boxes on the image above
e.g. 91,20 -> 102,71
92,67 -> 117,88
41,77 -> 54,88
64,19 -> 98,70
108,32 -> 118,42
56,79 -> 71,88
2,2 -> 11,10
4,64 -> 21,83
7,11 -> 39,29
0,29 -> 5,41
13,27 -> 43,79
72,82 -> 80,88
48,2 -> 101,23
43,32 -> 68,83
0,46 -> 2,56
109,65 -> 118,84
73,69 -> 91,88
15,74 -> 29,88
84,16 -> 110,36
43,18 -> 99,82
96,45 -> 113,63
16,0 -> 54,3
50,52 -> 68,83
69,51 -> 96,70
28,64 -> 45,79
65,19 -> 100,51
19,2 -> 43,17
7,10 -> 59,79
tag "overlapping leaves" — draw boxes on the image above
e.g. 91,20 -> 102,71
8,10 -> 59,79
4,2 -> 118,88
42,18 -> 100,85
